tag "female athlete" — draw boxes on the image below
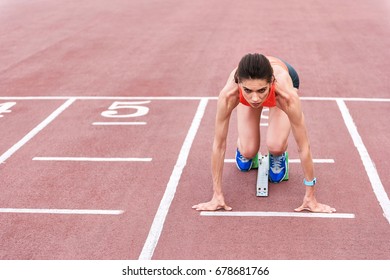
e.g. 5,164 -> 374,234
192,53 -> 336,213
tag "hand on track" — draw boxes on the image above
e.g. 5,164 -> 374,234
192,194 -> 232,211
295,198 -> 336,213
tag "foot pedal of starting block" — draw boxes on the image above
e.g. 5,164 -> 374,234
256,154 -> 269,197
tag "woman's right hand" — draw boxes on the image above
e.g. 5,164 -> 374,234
192,193 -> 232,211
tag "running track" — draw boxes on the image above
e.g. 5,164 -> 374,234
0,0 -> 389,260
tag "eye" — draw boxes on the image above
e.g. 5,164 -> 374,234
244,88 -> 252,94
257,88 -> 267,94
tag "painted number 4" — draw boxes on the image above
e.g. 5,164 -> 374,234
101,101 -> 150,118
0,102 -> 16,118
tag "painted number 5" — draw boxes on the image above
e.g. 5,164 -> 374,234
101,101 -> 151,118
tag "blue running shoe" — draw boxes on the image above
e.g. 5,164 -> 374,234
235,149 -> 253,172
269,152 -> 288,183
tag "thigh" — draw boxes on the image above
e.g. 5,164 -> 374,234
267,106 -> 291,154
237,103 -> 262,158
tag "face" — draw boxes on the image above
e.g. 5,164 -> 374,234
239,79 -> 271,108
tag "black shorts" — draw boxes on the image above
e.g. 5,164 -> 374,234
281,59 -> 300,89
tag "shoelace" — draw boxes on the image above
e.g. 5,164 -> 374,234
270,154 -> 285,171
238,154 -> 251,163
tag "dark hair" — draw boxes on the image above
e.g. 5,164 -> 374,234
234,53 -> 273,83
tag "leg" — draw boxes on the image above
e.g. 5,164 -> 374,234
267,106 -> 291,182
266,106 -> 290,154
236,103 -> 262,171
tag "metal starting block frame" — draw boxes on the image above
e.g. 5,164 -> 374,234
256,153 -> 269,197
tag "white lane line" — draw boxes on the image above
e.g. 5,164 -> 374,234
139,98 -> 208,260
200,211 -> 355,219
224,159 -> 334,163
32,157 -> 152,162
337,99 -> 390,224
0,208 -> 123,215
0,98 -> 76,164
0,96 -> 389,102
301,97 -> 390,102
289,159 -> 334,163
92,122 -> 147,126
0,96 -> 210,101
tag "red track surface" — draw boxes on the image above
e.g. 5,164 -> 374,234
0,0 -> 389,260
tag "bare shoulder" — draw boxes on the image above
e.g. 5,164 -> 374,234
274,70 -> 302,124
222,67 -> 239,95
274,66 -> 294,90
274,69 -> 298,104
218,68 -> 240,112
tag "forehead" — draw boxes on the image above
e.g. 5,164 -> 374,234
240,79 -> 269,89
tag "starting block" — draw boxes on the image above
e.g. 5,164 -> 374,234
256,153 -> 269,197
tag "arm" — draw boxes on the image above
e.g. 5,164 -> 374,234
275,73 -> 336,213
211,89 -> 237,194
192,70 -> 239,211
274,72 -> 314,179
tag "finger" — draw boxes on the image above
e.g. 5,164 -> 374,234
194,204 -> 216,211
294,206 -> 310,212
325,206 -> 337,213
195,206 -> 208,211
317,204 -> 336,213
192,204 -> 207,211
295,204 -> 337,213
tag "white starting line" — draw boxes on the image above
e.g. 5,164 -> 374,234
32,157 -> 152,162
201,211 -> 355,219
224,159 -> 335,164
92,122 -> 147,126
0,208 -> 124,215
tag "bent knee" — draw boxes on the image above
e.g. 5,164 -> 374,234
238,146 -> 258,159
267,141 -> 287,156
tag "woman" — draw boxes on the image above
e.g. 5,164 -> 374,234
192,53 -> 336,213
